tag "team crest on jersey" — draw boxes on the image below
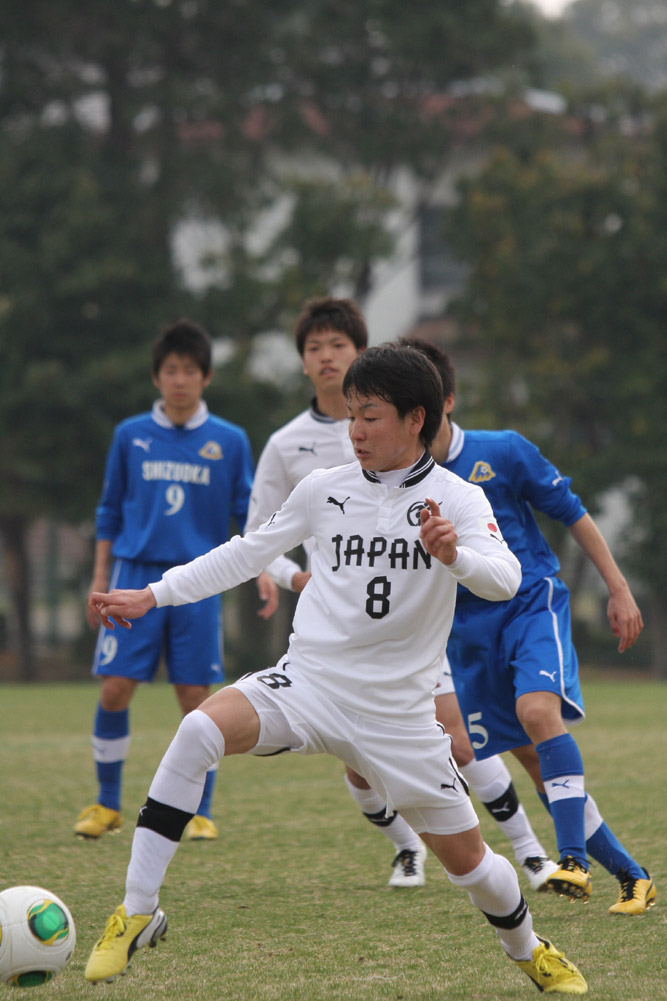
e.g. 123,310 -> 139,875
469,460 -> 496,483
407,501 -> 428,526
199,441 -> 223,460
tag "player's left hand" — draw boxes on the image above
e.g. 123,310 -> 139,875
256,570 -> 279,620
88,587 -> 157,630
419,497 -> 458,566
607,587 -> 643,653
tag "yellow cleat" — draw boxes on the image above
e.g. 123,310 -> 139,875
74,804 -> 122,839
545,856 -> 592,902
609,868 -> 656,915
84,904 -> 167,983
183,814 -> 219,841
515,936 -> 588,994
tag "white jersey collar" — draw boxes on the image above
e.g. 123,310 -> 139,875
446,421 -> 465,462
151,400 -> 209,430
308,398 -> 339,425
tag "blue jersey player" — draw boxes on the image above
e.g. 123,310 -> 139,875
401,337 -> 656,917
75,319 -> 276,842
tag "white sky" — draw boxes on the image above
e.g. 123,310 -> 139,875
530,0 -> 574,16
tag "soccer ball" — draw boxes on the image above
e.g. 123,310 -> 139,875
0,886 -> 76,987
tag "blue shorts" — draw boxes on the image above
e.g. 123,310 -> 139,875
447,576 -> 584,759
91,559 -> 223,686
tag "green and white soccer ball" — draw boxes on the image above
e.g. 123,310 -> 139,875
0,886 -> 76,988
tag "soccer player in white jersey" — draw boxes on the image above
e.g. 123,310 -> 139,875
84,344 -> 587,994
74,319 -> 276,842
248,297 -> 557,891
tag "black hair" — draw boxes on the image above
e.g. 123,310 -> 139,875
294,296 -> 368,356
152,319 -> 212,376
398,336 -> 456,398
342,343 -> 444,447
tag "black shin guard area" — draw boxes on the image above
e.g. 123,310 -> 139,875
136,796 -> 194,842
363,807 -> 397,829
482,781 -> 519,821
483,895 -> 529,930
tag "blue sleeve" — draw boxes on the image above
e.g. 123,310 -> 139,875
95,425 -> 128,541
506,433 -> 586,526
229,429 -> 255,535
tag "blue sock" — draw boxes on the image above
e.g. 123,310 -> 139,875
93,705 -> 130,812
586,821 -> 643,879
536,733 -> 587,867
196,768 -> 217,818
538,788 -> 642,878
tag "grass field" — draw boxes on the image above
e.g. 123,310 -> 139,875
1,677 -> 665,1000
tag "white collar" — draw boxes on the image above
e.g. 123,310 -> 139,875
446,421 -> 465,462
151,400 -> 209,430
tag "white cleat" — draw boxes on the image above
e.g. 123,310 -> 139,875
389,843 -> 427,888
521,855 -> 560,892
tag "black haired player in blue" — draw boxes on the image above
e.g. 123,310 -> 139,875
75,318 -> 276,842
401,336 -> 655,918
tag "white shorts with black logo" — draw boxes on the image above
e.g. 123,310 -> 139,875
233,662 -> 478,837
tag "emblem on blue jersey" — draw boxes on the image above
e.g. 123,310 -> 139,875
132,437 -> 152,452
469,460 -> 496,483
199,441 -> 223,460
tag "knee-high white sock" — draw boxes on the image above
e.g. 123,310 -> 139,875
446,844 -> 538,961
461,757 -> 549,864
343,774 -> 422,853
124,711 -> 225,915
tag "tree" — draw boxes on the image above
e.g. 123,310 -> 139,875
0,0 -> 539,676
445,98 -> 667,673
564,0 -> 667,92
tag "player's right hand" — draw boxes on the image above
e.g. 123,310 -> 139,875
88,587 -> 157,630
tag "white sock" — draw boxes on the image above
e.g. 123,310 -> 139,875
461,757 -> 548,864
123,711 -> 225,915
124,827 -> 178,916
446,844 -> 538,961
343,775 -> 422,852
583,791 -> 603,839
149,710 -> 225,812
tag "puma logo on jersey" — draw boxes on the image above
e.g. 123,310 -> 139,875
327,495 -> 350,513
440,778 -> 459,792
539,669 -> 557,682
132,437 -> 152,452
469,460 -> 496,483
299,445 -> 317,454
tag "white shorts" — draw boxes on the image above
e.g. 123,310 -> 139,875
233,663 -> 478,837
433,653 -> 455,696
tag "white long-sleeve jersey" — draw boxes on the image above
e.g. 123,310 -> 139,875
151,453 -> 521,722
244,403 -> 355,588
